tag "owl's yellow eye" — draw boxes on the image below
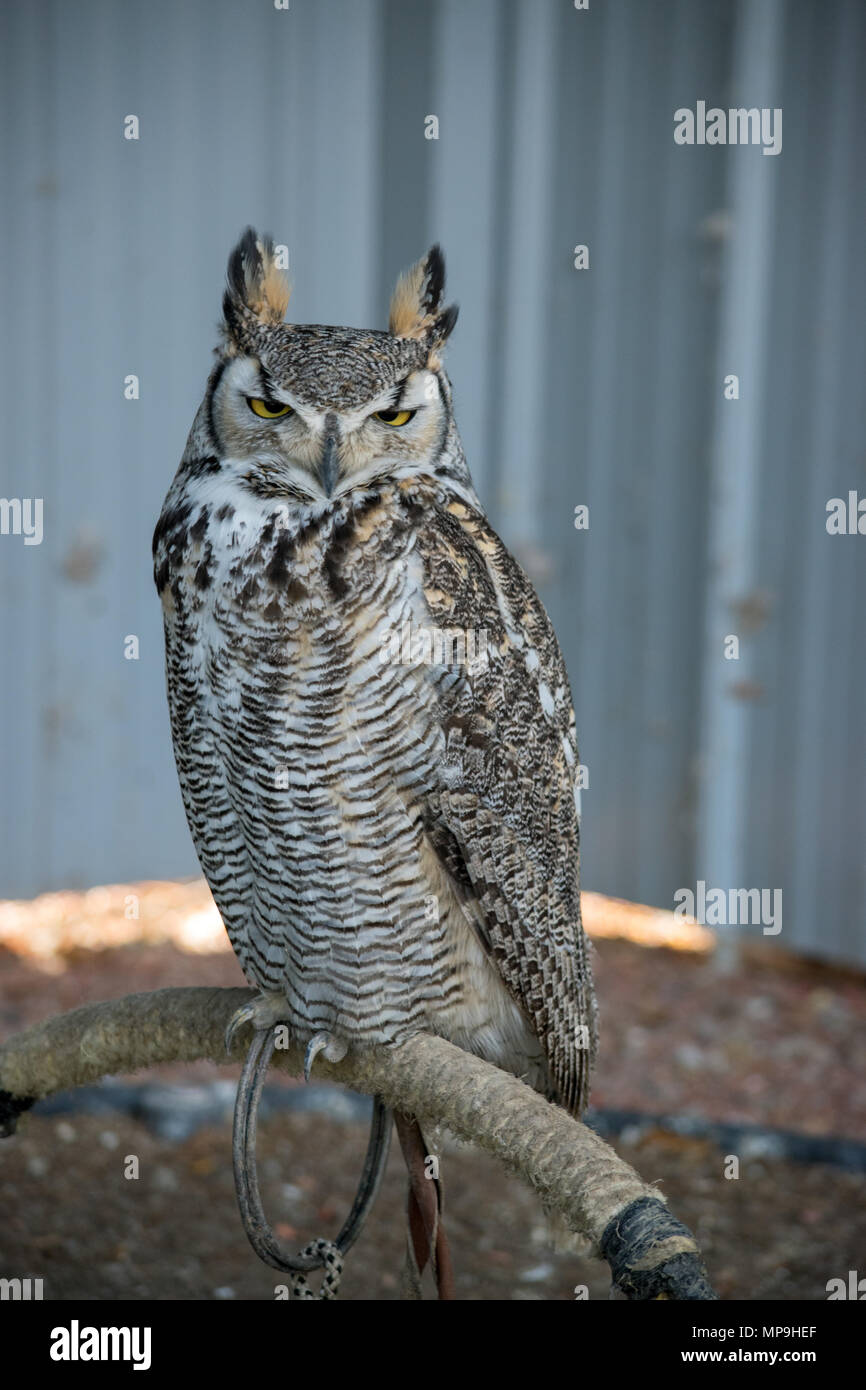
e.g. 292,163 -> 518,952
248,396 -> 293,419
374,408 -> 415,427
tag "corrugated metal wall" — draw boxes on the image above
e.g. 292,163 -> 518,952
1,0 -> 864,966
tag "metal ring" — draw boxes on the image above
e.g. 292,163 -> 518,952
232,1025 -> 392,1273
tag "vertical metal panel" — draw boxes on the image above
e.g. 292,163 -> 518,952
0,2 -> 54,893
546,0 -> 731,909
0,0 -> 863,969
376,0 -> 436,318
493,0 -> 557,550
696,0 -> 785,914
747,0 -> 866,963
427,0 -> 506,500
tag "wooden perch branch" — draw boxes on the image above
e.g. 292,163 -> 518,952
0,986 -> 716,1300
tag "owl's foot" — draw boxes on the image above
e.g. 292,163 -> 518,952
231,1023 -> 392,1295
304,1031 -> 348,1082
224,993 -> 288,1056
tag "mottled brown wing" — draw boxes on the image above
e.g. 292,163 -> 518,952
417,497 -> 598,1115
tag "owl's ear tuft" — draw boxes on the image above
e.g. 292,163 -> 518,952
222,227 -> 291,345
389,245 -> 458,357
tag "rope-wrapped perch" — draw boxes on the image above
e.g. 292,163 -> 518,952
0,986 -> 716,1300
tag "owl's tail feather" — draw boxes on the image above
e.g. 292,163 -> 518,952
393,1111 -> 455,1300
231,1024 -> 392,1296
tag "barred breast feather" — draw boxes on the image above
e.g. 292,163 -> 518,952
154,468 -> 597,1115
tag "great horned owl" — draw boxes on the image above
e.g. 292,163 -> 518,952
154,229 -> 598,1294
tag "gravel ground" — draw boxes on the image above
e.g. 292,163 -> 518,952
1,885 -> 865,1301
2,1106 -> 863,1301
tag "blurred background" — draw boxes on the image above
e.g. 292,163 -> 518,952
1,0 -> 865,1301
1,0 -> 865,966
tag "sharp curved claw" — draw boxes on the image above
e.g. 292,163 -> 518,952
225,1002 -> 256,1056
304,1032 -> 331,1083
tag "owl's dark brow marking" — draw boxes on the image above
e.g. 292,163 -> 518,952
257,361 -> 279,401
389,374 -> 412,410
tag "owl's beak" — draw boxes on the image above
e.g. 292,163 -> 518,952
319,421 -> 340,497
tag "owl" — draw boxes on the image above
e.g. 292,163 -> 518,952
154,229 -> 598,1296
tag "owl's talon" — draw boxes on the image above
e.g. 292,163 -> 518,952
225,994 -> 291,1056
304,1031 -> 348,1082
224,1002 -> 256,1056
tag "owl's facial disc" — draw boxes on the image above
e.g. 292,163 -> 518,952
212,355 -> 445,501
